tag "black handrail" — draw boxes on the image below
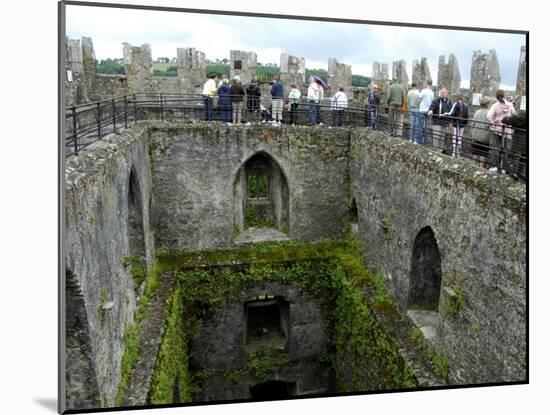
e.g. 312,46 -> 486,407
64,92 -> 527,181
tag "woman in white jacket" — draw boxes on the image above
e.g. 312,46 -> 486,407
331,87 -> 348,127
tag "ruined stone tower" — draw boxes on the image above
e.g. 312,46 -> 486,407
515,46 -> 526,110
81,37 -> 97,100
412,57 -> 432,88
392,60 -> 409,88
372,62 -> 390,97
327,58 -> 352,92
280,53 -> 306,96
437,54 -> 461,96
123,43 -> 153,93
65,38 -> 86,106
177,47 -> 206,93
470,49 -> 501,98
229,50 -> 257,84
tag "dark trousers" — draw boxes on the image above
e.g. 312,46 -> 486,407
289,103 -> 299,124
203,96 -> 213,121
332,110 -> 344,127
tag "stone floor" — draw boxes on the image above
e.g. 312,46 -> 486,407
234,227 -> 289,245
406,309 -> 439,343
246,330 -> 288,354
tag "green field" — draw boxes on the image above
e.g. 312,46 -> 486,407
152,63 -> 175,71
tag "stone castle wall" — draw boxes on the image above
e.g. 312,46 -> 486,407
148,122 -> 352,250
65,124 -> 156,408
65,119 -> 526,408
351,129 -> 526,384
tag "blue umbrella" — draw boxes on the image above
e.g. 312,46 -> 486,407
311,74 -> 328,90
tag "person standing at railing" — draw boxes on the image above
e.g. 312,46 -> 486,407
246,79 -> 261,122
217,76 -> 232,123
388,79 -> 405,137
446,94 -> 469,157
502,111 -> 527,180
487,90 -> 516,172
231,77 -> 245,124
287,84 -> 301,125
202,73 -> 218,121
270,75 -> 284,125
418,80 -> 434,145
331,87 -> 348,127
407,83 -> 421,143
364,84 -> 382,129
428,88 -> 453,154
316,80 -> 325,124
307,76 -> 321,125
470,97 -> 492,167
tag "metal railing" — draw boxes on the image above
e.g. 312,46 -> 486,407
64,93 -> 527,181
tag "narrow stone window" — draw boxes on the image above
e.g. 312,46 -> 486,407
408,226 -> 443,310
249,380 -> 297,400
234,60 -> 242,70
245,296 -> 289,353
350,198 -> 358,224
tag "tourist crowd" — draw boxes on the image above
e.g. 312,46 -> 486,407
202,73 -> 525,178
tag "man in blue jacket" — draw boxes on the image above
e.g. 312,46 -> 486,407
270,76 -> 284,125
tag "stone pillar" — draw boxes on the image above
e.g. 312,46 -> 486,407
372,62 -> 390,99
65,37 -> 85,106
81,37 -> 97,102
392,60 -> 409,88
229,50 -> 257,85
412,57 -> 432,88
438,54 -> 461,96
327,58 -> 352,94
515,46 -> 526,111
123,42 -> 153,93
177,47 -> 206,93
280,53 -> 306,96
470,49 -> 501,99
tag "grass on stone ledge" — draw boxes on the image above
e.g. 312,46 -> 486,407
114,260 -> 161,406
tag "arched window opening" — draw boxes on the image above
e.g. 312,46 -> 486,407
408,226 -> 443,310
233,152 -> 290,241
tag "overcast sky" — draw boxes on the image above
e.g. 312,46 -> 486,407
66,4 -> 526,89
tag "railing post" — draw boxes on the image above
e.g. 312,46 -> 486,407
499,124 -> 505,172
124,95 -> 128,129
133,93 -> 137,124
160,93 -> 164,121
112,97 -> 117,134
71,105 -> 78,155
97,101 -> 102,138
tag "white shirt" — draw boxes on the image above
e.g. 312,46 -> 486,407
418,88 -> 434,112
331,91 -> 348,109
307,83 -> 320,102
